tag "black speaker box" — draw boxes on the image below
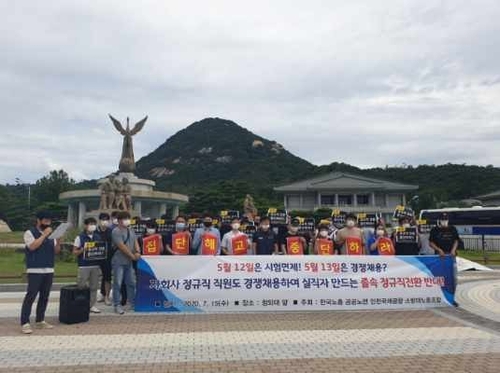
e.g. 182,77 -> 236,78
59,285 -> 90,324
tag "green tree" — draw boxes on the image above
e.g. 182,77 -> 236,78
32,170 -> 75,204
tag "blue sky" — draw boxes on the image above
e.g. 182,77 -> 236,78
1,0 -> 500,183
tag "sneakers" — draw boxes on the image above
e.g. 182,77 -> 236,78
35,321 -> 54,329
114,305 -> 125,315
97,293 -> 105,303
21,321 -> 53,334
21,323 -> 32,334
104,297 -> 112,306
90,306 -> 101,314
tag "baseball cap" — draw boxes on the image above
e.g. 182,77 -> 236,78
36,210 -> 53,220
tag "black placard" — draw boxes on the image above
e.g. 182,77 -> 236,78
220,210 -> 240,224
331,210 -> 347,229
394,227 -> 418,243
392,206 -> 415,221
83,241 -> 107,261
267,208 -> 288,225
357,213 -> 380,228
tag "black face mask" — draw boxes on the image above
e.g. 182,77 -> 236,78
203,222 -> 212,228
40,224 -> 51,230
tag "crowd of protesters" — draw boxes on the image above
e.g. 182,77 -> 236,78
20,208 -> 459,332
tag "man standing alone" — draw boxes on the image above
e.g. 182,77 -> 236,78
20,211 -> 62,334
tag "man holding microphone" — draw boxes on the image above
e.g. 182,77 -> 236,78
20,211 -> 62,334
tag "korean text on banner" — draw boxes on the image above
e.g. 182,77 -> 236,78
136,255 -> 456,313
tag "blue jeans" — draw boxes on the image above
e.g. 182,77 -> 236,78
112,262 -> 136,307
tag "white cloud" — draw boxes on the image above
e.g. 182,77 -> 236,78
1,0 -> 500,183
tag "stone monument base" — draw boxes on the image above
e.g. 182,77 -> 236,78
60,173 -> 189,227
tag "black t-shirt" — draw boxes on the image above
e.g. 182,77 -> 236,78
394,241 -> 420,256
429,226 -> 459,253
253,230 -> 277,255
161,231 -> 173,255
392,227 -> 420,256
96,227 -> 113,261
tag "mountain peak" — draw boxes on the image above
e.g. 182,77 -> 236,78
135,118 -> 314,192
182,117 -> 251,137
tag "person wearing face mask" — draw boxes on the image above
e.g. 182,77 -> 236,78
164,216 -> 191,255
314,224 -> 335,255
72,217 -> 103,314
335,214 -> 365,255
280,219 -> 307,255
97,212 -> 113,306
192,214 -> 221,255
252,216 -> 278,255
110,210 -> 119,229
221,217 -> 252,255
138,221 -> 164,255
429,213 -> 459,257
392,217 -> 420,255
429,212 -> 460,305
368,223 -> 395,255
20,211 -> 62,334
111,211 -> 141,314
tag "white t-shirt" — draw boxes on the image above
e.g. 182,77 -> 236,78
23,229 -> 56,274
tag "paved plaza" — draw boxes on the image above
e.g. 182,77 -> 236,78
0,271 -> 500,372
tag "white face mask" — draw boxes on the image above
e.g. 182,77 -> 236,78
346,220 -> 355,228
87,225 -> 97,233
319,230 -> 328,238
231,223 -> 240,230
261,224 -> 270,230
376,229 -> 385,237
122,219 -> 131,227
403,223 -> 411,228
440,220 -> 449,228
100,220 -> 109,228
112,218 -> 118,225
146,228 -> 156,235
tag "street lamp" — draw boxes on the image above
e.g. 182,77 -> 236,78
15,178 -> 31,211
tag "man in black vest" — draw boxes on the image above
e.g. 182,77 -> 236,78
252,216 -> 278,255
20,211 -> 62,334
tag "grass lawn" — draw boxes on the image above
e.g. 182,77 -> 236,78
0,229 -> 81,244
0,248 -> 77,283
459,250 -> 500,263
0,231 -> 24,244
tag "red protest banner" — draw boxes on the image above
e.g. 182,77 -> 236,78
201,233 -> 218,255
231,234 -> 248,255
317,238 -> 334,255
172,231 -> 190,255
286,236 -> 304,255
346,237 -> 363,256
377,237 -> 395,256
143,234 -> 161,256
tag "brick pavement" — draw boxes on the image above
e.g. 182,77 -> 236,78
0,272 -> 500,372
